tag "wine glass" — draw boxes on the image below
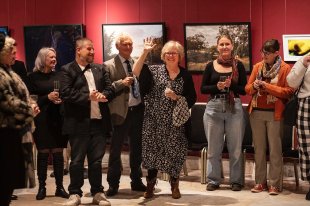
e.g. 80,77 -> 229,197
256,73 -> 262,96
164,80 -> 172,97
53,80 -> 60,92
219,76 -> 227,92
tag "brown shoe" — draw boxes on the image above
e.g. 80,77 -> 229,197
269,186 -> 280,195
170,177 -> 181,199
251,183 -> 268,193
144,177 -> 157,199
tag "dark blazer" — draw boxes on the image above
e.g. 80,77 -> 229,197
60,60 -> 115,135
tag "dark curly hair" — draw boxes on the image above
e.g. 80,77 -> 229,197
0,32 -> 5,52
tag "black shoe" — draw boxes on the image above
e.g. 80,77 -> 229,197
11,195 -> 18,200
306,190 -> 310,200
231,183 -> 242,191
55,187 -> 70,198
36,187 -> 46,200
50,171 -> 55,177
106,186 -> 119,197
206,183 -> 219,191
131,181 -> 147,192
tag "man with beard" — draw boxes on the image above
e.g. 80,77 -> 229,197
60,38 -> 114,206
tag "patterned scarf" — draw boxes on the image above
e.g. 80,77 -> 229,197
217,55 -> 239,113
251,56 -> 282,107
217,55 -> 239,84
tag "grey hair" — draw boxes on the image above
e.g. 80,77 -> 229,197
33,47 -> 56,72
115,33 -> 133,46
0,36 -> 16,57
160,40 -> 184,64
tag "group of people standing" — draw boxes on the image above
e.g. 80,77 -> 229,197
1,28 -> 310,206
201,34 -> 310,201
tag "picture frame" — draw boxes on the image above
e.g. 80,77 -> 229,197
184,22 -> 252,73
102,23 -> 166,64
24,24 -> 84,71
282,34 -> 310,61
0,26 -> 9,36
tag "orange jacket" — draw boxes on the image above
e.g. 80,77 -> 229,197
245,60 -> 294,121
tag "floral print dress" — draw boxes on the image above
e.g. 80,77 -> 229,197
139,64 -> 196,177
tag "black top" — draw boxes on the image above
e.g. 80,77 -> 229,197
28,71 -> 68,149
139,64 -> 197,108
200,61 -> 247,96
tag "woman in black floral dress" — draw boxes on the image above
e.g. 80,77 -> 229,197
133,39 -> 196,199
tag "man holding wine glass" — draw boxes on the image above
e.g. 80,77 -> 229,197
245,39 -> 294,195
28,47 -> 69,200
104,33 -> 146,197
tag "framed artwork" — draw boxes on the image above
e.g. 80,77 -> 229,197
24,24 -> 84,71
282,34 -> 310,61
0,26 -> 9,36
184,22 -> 252,73
102,23 -> 166,64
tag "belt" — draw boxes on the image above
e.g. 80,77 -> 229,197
210,94 -> 239,99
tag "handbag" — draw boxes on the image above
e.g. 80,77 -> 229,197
283,95 -> 298,126
172,96 -> 190,127
283,77 -> 304,126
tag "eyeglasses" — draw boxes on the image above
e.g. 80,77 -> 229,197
165,52 -> 179,56
261,50 -> 274,56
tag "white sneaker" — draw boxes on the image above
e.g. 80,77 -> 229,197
64,194 -> 81,206
92,192 -> 111,206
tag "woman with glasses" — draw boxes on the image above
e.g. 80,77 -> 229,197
133,39 -> 196,199
201,33 -> 247,192
245,39 -> 294,195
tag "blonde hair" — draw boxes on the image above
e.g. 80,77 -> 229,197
33,47 -> 56,72
0,36 -> 16,57
160,40 -> 184,64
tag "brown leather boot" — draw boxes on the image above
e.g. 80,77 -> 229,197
170,177 -> 181,199
143,177 -> 157,198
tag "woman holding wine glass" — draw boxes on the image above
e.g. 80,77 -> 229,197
28,47 -> 69,200
245,39 -> 294,195
201,33 -> 247,192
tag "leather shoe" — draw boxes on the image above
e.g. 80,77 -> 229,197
11,195 -> 18,200
55,186 -> 70,198
131,181 -> 147,192
106,186 -> 119,197
36,187 -> 46,200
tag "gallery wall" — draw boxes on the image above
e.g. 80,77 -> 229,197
1,0 -> 309,102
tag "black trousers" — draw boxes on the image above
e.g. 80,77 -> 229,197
107,104 -> 144,187
0,128 -> 25,206
68,119 -> 107,196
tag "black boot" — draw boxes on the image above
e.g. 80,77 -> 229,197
36,153 -> 49,200
52,152 -> 69,198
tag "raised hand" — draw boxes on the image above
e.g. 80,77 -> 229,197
143,37 -> 156,52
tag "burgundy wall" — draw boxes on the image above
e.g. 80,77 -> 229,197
1,0 -> 309,102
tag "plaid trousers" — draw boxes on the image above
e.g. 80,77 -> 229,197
297,97 -> 310,182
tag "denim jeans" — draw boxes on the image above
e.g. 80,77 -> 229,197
203,98 -> 245,185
